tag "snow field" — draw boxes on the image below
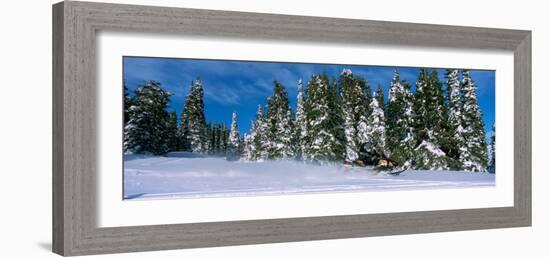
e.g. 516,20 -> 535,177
124,154 -> 495,200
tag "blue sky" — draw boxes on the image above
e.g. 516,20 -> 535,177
123,57 -> 495,138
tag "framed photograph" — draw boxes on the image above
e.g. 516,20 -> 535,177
52,1 -> 531,256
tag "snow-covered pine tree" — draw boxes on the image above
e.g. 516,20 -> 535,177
124,81 -> 172,155
364,81 -> 373,118
343,110 -> 358,162
413,69 -> 452,170
431,69 -> 453,165
385,70 -> 416,168
446,69 -> 466,169
339,69 -> 369,162
178,111 -> 190,151
265,81 -> 294,159
326,74 -> 346,161
242,133 -> 254,160
413,69 -> 430,143
399,80 -> 416,169
304,74 -> 342,162
386,70 -> 405,161
460,70 -> 488,172
226,111 -> 241,160
251,104 -> 269,160
363,91 -> 388,163
181,79 -> 208,153
487,123 -> 496,173
340,69 -> 358,162
294,79 -> 308,159
355,77 -> 371,148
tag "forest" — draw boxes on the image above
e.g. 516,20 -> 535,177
124,68 -> 496,172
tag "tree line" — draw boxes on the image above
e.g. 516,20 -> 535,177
124,68 -> 496,172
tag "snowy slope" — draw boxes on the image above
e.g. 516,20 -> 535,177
124,153 -> 495,200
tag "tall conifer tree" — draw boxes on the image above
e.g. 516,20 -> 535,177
413,69 -> 452,169
487,123 -> 496,173
385,70 -> 416,167
124,81 -> 172,155
364,93 -> 388,163
181,79 -> 207,152
460,70 -> 488,171
226,111 -> 241,160
446,69 -> 465,168
340,69 -> 369,162
304,74 -> 341,162
265,81 -> 294,159
294,79 -> 308,159
251,105 -> 269,160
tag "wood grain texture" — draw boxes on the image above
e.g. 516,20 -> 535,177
52,1 -> 532,256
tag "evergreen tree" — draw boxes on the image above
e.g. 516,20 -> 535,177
178,111 -> 190,151
341,69 -> 358,162
304,74 -> 342,162
385,70 -> 415,168
487,123 -> 496,173
265,81 -> 294,159
181,79 -> 208,152
294,79 -> 308,159
364,92 -> 388,163
226,111 -> 241,160
413,69 -> 452,170
223,123 -> 229,153
431,69 -> 453,163
124,81 -> 172,155
343,111 -> 358,162
326,74 -> 345,161
460,70 -> 488,172
251,104 -> 269,160
446,69 -> 465,168
386,70 -> 405,159
364,81 -> 373,118
399,80 -> 416,168
340,69 -> 369,162
242,133 -> 254,160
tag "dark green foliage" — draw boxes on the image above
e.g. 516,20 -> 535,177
385,71 -> 416,167
326,75 -> 345,161
265,80 -> 294,159
459,70 -> 488,171
124,81 -> 173,155
412,69 -> 453,169
340,70 -> 369,162
166,111 -> 179,151
180,79 -> 208,152
303,74 -> 343,162
123,66 -> 491,171
375,84 -> 385,109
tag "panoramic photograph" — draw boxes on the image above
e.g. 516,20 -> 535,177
122,57 -> 496,200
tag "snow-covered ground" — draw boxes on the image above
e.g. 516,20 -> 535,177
124,153 -> 495,200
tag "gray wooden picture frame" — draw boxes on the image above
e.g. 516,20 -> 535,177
52,1 -> 531,256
